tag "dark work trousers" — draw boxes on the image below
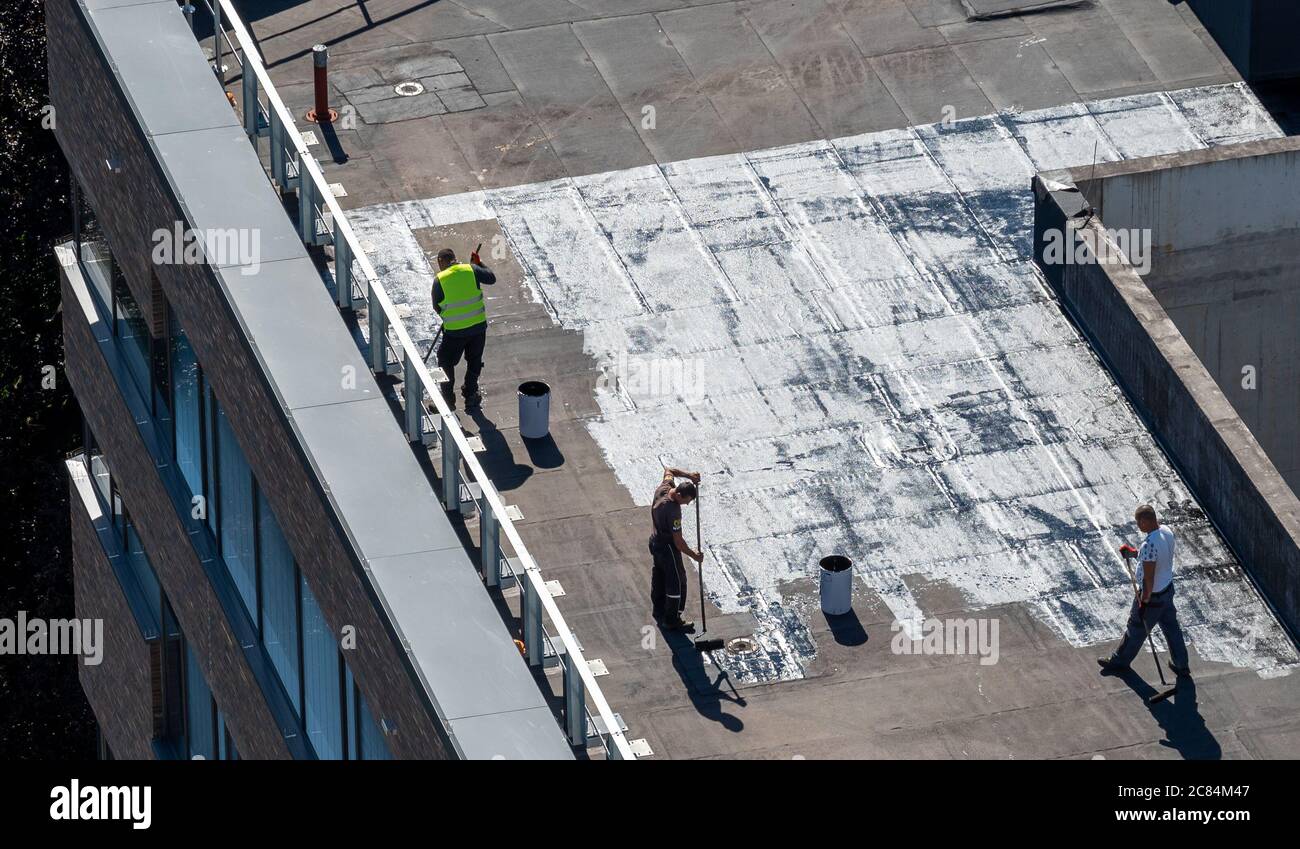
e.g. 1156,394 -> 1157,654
437,328 -> 486,399
1109,585 -> 1190,670
649,537 -> 687,621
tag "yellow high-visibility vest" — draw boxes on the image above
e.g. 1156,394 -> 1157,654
436,263 -> 486,331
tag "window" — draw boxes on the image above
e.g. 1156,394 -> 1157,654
124,516 -> 161,614
156,596 -> 186,751
169,318 -> 204,501
356,685 -> 391,761
259,491 -> 300,715
113,273 -> 152,407
184,643 -> 216,760
302,578 -> 342,760
72,178 -> 114,314
215,404 -> 256,620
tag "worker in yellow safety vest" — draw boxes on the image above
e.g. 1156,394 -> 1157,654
432,247 -> 495,409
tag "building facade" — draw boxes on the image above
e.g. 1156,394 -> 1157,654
51,0 -> 573,760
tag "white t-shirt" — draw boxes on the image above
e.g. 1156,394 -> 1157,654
1136,526 -> 1175,593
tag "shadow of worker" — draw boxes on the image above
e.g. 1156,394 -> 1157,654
1114,668 -> 1221,760
660,627 -> 745,733
466,407 -> 533,491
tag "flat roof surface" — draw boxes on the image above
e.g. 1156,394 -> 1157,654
245,0 -> 1300,758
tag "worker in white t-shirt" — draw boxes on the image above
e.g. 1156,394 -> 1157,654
1098,504 -> 1191,677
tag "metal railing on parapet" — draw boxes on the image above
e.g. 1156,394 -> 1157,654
181,0 -> 635,761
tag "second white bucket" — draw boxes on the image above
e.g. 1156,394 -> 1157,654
518,380 -> 551,439
819,555 -> 853,615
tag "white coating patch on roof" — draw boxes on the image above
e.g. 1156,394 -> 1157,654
351,82 -> 1298,683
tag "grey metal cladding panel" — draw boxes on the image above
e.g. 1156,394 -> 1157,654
215,258 -> 377,410
289,399 -> 465,560
87,2 -> 239,136
367,551 -> 557,724
448,709 -> 575,761
152,127 -> 304,268
85,0 -> 177,9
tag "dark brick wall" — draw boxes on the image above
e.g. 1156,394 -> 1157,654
69,475 -> 156,761
46,0 -> 164,336
50,0 -> 452,758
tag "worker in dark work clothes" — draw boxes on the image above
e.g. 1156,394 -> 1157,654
432,247 -> 495,410
650,467 -> 702,631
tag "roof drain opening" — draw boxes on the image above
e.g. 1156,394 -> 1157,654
394,81 -> 425,97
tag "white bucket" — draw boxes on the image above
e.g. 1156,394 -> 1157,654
518,381 -> 551,439
819,555 -> 853,615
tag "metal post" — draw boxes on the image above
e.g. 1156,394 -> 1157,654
562,653 -> 586,746
297,157 -> 316,243
241,67 -> 258,140
440,418 -> 460,511
270,111 -> 287,189
403,354 -> 422,443
523,571 -> 543,668
334,236 -> 353,309
183,4 -> 195,31
481,501 -> 499,587
367,285 -> 387,375
213,0 -> 224,86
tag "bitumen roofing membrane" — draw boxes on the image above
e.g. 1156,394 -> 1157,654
240,0 -> 1300,758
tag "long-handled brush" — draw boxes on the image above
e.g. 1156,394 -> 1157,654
421,324 -> 444,366
1120,546 -> 1177,704
693,491 -> 724,653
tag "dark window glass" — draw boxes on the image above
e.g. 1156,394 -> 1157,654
259,491 -> 300,715
302,578 -> 342,759
185,642 -> 216,760
169,320 -> 204,502
113,272 -> 152,403
357,687 -> 391,761
124,519 -> 161,612
215,405 -> 257,619
73,180 -> 114,314
204,380 -> 218,538
160,597 -> 185,749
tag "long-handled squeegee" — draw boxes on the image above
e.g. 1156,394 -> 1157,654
1120,545 -> 1177,704
693,491 -> 725,653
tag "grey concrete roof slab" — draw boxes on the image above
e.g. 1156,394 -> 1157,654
288,399 -> 466,561
87,2 -> 240,136
152,127 -> 305,268
366,551 -> 564,724
215,257 -> 377,411
447,708 -> 575,760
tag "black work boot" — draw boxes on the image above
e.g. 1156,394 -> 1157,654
440,385 -> 456,411
463,387 -> 484,409
1097,656 -> 1129,675
663,618 -> 695,633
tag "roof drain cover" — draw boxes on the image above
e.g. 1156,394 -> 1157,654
394,81 -> 425,97
726,637 -> 757,656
